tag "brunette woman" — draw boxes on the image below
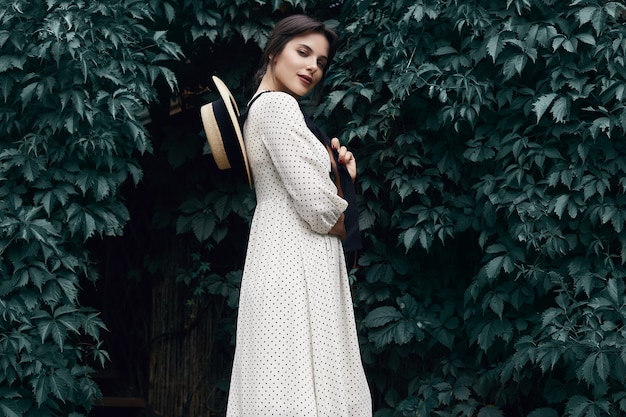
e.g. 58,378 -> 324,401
226,15 -> 371,417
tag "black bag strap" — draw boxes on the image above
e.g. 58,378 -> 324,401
302,112 -> 362,253
239,91 -> 268,126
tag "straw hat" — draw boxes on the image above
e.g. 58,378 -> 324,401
200,76 -> 252,187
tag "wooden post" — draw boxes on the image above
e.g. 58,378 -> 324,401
148,272 -> 223,417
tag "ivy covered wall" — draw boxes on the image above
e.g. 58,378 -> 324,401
2,1 -> 626,417
0,0 -> 180,415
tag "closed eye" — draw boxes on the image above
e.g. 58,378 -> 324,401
296,44 -> 328,70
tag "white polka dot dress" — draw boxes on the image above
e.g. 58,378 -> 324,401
226,92 -> 372,417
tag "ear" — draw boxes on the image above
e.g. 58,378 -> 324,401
266,55 -> 276,71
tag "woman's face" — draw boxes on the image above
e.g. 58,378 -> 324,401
267,32 -> 330,98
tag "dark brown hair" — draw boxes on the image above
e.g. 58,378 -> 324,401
255,15 -> 339,85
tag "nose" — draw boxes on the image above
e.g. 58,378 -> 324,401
307,58 -> 318,73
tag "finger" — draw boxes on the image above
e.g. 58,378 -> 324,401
337,146 -> 346,162
339,150 -> 353,164
331,137 -> 341,150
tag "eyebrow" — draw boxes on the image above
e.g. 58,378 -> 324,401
297,44 -> 328,62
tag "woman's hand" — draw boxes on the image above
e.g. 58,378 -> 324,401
331,137 -> 357,182
328,213 -> 346,240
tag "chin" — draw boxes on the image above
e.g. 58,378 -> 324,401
287,89 -> 308,99
296,87 -> 314,97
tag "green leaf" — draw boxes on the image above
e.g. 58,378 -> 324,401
419,228 -> 433,251
191,214 -> 216,242
566,396 -> 592,417
476,322 -> 497,351
405,3 -> 425,22
162,2 -> 175,23
56,277 -> 79,303
596,352 -> 609,382
393,320 -> 416,345
503,54 -> 527,79
324,90 -> 348,114
452,384 -> 471,401
0,30 -> 10,48
577,7 -> 596,26
365,263 -> 395,284
552,194 -> 569,219
486,33 -> 504,62
95,177 -> 111,200
402,227 -> 420,251
550,96 -> 569,123
368,324 -> 397,348
47,368 -> 73,400
541,308 -> 561,328
533,93 -> 557,123
484,256 -> 505,280
607,278 -> 620,304
20,82 -> 38,107
0,399 -> 29,417
434,327 -> 455,350
590,116 -> 611,139
487,291 -> 505,319
576,33 -> 596,46
364,306 -> 402,328
397,294 -> 418,317
0,55 -> 26,72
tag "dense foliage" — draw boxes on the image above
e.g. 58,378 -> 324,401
320,1 -> 626,416
0,0 -> 180,415
4,0 -> 626,416
172,0 -> 626,415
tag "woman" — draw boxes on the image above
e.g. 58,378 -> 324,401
226,15 -> 372,417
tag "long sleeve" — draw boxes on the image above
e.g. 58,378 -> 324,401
252,92 -> 347,234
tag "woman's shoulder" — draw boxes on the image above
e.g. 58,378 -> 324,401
250,91 -> 300,113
